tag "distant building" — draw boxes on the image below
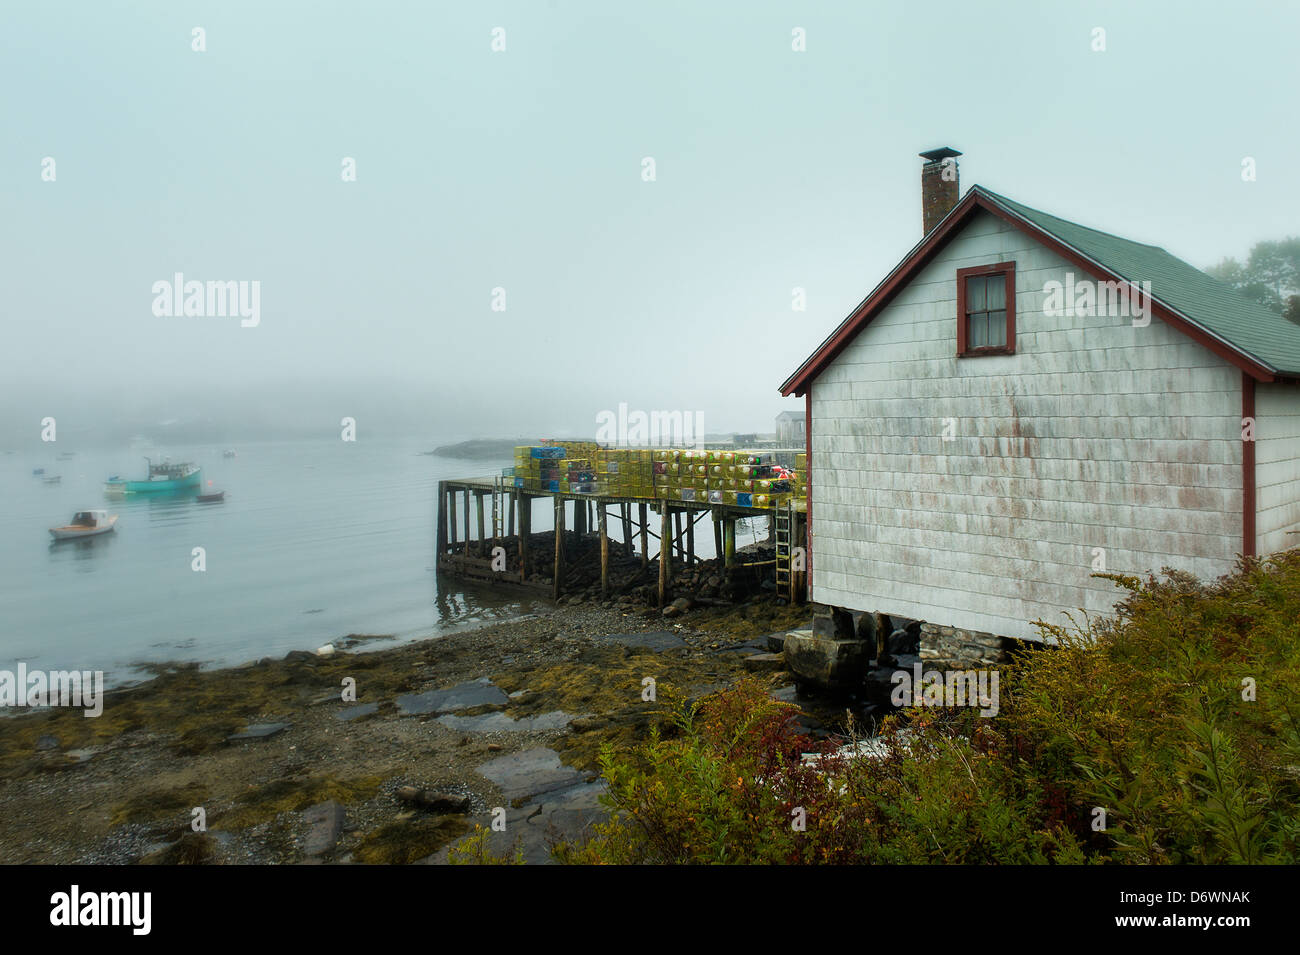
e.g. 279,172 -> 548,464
775,411 -> 805,447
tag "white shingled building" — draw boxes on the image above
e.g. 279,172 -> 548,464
780,149 -> 1300,649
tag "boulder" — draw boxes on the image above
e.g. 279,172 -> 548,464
887,628 -> 920,656
811,605 -> 856,640
832,607 -> 856,639
395,787 -> 471,814
662,597 -> 693,618
782,629 -> 869,691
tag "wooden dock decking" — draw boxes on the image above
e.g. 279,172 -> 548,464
435,477 -> 807,605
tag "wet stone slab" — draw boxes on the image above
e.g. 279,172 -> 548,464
227,722 -> 290,742
596,631 -> 686,652
764,630 -> 791,652
743,652 -> 786,671
300,801 -> 346,857
514,782 -> 607,864
770,684 -> 801,703
335,702 -> 379,721
424,779 -> 607,866
435,711 -> 578,734
477,747 -> 588,801
396,677 -> 509,716
717,635 -> 774,654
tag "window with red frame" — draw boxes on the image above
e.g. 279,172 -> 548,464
957,262 -> 1015,356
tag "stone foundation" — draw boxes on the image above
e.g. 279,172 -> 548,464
919,622 -> 1019,669
795,606 -> 1026,688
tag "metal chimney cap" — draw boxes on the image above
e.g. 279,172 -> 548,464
919,147 -> 962,163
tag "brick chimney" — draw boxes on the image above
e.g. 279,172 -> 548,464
919,147 -> 961,235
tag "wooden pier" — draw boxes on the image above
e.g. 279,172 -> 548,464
435,477 -> 807,606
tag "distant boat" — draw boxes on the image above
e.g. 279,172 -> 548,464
222,449 -> 237,458
104,457 -> 202,495
43,476 -> 61,485
50,510 -> 117,541
32,468 -> 45,475
197,490 -> 225,503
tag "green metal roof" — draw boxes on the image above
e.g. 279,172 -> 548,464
978,187 -> 1300,376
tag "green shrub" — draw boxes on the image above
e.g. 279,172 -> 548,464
557,550 -> 1300,864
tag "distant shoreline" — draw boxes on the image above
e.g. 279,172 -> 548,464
427,438 -> 535,461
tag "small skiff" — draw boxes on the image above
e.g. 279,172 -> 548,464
50,510 -> 118,541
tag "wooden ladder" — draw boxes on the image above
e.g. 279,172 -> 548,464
491,477 -> 506,541
774,499 -> 793,601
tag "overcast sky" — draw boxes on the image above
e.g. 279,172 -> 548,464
2,0 -> 1297,446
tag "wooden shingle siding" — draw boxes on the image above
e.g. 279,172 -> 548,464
1255,381 -> 1300,556
811,210 -> 1243,641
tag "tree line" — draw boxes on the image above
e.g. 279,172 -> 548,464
1206,237 -> 1300,323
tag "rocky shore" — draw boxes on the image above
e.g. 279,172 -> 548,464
0,597 -> 815,865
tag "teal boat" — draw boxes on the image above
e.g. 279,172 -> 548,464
105,458 -> 203,496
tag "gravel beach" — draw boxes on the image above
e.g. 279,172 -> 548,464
0,597 -> 813,864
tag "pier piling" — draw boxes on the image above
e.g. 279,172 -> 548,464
435,481 -> 449,573
621,503 -> 632,558
518,493 -> 530,580
599,504 -> 609,596
658,505 -> 671,606
638,504 -> 648,568
476,493 -> 485,556
553,497 -> 565,599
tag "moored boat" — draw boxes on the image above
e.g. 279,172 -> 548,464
197,490 -> 225,503
104,458 -> 202,495
50,510 -> 118,540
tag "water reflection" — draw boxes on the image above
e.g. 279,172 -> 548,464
432,574 -> 547,630
48,531 -> 117,569
110,488 -> 203,525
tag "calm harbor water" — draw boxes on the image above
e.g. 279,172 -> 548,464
0,438 -> 549,688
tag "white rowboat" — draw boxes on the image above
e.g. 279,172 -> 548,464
50,510 -> 118,541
